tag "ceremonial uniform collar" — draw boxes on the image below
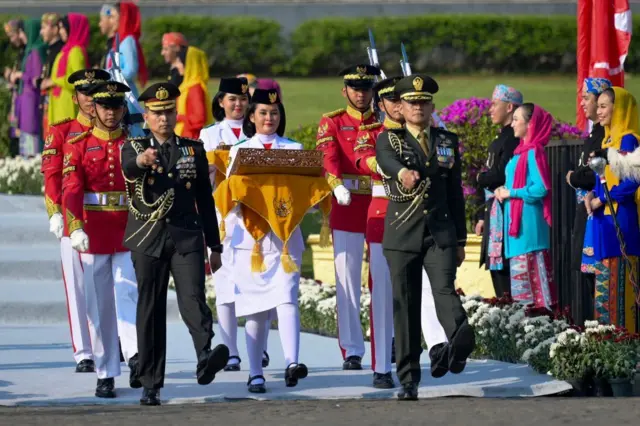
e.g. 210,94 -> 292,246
76,113 -> 93,128
406,123 -> 430,141
383,117 -> 402,129
92,126 -> 123,141
346,105 -> 373,121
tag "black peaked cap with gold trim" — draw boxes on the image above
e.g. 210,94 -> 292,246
374,76 -> 403,100
87,81 -> 130,107
138,82 -> 181,111
251,88 -> 281,105
68,69 -> 111,94
338,64 -> 381,89
394,74 -> 439,102
219,77 -> 250,96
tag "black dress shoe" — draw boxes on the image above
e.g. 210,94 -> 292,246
128,353 -> 142,388
224,355 -> 242,372
95,378 -> 116,398
262,351 -> 270,368
75,359 -> 95,373
448,321 -> 476,374
247,375 -> 266,393
397,382 -> 419,401
429,343 -> 449,378
373,372 -> 395,389
285,363 -> 308,387
196,344 -> 230,385
140,388 -> 161,406
342,356 -> 363,370
391,338 -> 396,364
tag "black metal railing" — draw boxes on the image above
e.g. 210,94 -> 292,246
546,139 -> 592,324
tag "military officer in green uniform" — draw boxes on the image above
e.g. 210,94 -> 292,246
375,74 -> 475,401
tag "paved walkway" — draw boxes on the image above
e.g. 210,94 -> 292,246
0,194 -> 571,406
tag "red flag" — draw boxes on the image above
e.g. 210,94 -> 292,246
576,0 -> 632,130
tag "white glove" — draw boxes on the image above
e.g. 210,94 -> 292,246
70,229 -> 90,253
333,184 -> 352,206
49,213 -> 64,239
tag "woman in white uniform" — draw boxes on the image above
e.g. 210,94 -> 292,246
199,77 -> 270,372
227,89 -> 308,393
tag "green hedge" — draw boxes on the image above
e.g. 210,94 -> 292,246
1,14 -> 640,77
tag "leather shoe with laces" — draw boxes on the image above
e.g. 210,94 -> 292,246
95,378 -> 116,398
75,359 -> 95,373
196,344 -> 230,385
342,356 -> 362,370
373,372 -> 395,389
397,382 -> 419,401
140,388 -> 161,406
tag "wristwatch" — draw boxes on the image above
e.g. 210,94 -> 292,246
209,244 -> 223,254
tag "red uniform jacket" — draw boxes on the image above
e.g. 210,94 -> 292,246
316,105 -> 377,233
177,84 -> 206,139
354,118 -> 403,243
62,127 -> 129,254
41,114 -> 93,237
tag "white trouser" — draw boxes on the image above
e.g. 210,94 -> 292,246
421,269 -> 449,350
333,230 -> 365,359
81,251 -> 138,379
60,237 -> 93,363
368,243 -> 392,374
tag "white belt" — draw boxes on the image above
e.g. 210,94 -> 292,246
83,192 -> 127,206
372,185 -> 387,198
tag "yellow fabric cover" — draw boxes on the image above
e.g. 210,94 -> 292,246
206,150 -> 230,188
176,46 -> 213,136
214,174 -> 332,272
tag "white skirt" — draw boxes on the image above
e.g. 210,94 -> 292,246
230,237 -> 303,317
212,209 -> 236,305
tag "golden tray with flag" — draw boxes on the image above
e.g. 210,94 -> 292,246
228,148 -> 324,176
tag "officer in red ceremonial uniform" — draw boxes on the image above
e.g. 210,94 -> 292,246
62,81 -> 140,399
316,64 -> 380,369
355,77 -> 449,388
41,68 -> 110,374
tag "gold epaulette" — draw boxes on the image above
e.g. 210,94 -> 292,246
50,117 -> 73,127
67,130 -> 90,144
359,122 -> 383,131
323,108 -> 346,118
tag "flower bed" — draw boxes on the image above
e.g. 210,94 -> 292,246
0,155 -> 43,195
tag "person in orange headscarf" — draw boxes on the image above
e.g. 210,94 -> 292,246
161,32 -> 212,139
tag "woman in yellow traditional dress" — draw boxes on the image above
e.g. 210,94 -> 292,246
587,87 -> 640,331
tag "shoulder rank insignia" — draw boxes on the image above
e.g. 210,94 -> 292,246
50,117 -> 73,127
359,122 -> 383,131
317,122 -> 329,137
67,130 -> 90,144
322,108 -> 346,118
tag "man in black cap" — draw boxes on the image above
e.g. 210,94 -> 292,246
316,64 -> 381,370
376,74 -> 475,401
121,82 -> 228,406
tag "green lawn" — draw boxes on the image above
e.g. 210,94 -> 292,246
205,75 -> 640,130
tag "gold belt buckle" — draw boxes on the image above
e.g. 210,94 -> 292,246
358,176 -> 371,191
107,193 -> 120,206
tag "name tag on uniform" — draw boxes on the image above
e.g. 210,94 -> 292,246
87,146 -> 102,152
340,126 -> 355,131
437,146 -> 455,169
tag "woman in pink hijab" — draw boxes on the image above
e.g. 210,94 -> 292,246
494,103 -> 557,309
